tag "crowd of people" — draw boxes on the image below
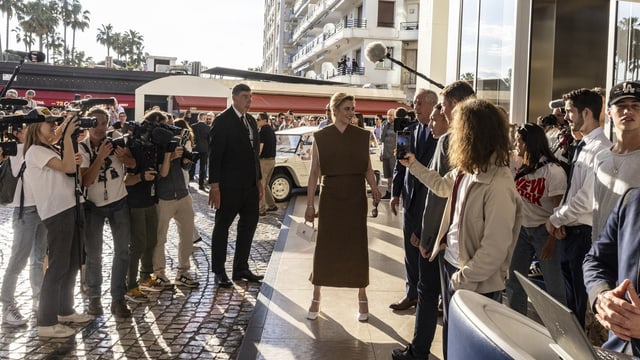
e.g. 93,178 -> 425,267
1,78 -> 640,359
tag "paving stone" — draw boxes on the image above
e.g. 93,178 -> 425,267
0,182 -> 284,358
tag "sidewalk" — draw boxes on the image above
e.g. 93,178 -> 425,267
238,195 -> 443,359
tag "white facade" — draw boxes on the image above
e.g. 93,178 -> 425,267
263,0 -> 421,95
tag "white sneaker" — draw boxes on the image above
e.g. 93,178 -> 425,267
3,304 -> 27,326
38,323 -> 76,337
57,311 -> 94,324
175,273 -> 200,288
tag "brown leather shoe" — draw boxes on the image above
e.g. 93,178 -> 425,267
389,296 -> 418,310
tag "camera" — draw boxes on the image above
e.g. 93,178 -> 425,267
393,107 -> 416,132
183,150 -> 199,162
0,141 -> 17,157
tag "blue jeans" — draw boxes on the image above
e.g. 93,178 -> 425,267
84,198 -> 131,301
506,225 -> 567,315
0,206 -> 47,306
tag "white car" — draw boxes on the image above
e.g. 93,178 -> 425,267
269,125 -> 382,202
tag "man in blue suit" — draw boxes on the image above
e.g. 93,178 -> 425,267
389,89 -> 438,310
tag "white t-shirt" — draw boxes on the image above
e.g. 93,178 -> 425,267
444,173 -> 473,268
79,137 -> 128,207
9,143 -> 36,208
24,145 -> 76,220
592,149 -> 640,242
515,161 -> 567,227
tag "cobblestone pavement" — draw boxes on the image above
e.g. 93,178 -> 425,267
0,183 -> 286,359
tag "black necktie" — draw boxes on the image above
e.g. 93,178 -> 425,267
563,140 -> 585,204
416,124 -> 426,156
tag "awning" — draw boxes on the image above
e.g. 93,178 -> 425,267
13,89 -> 135,108
250,94 -> 406,115
173,95 -> 227,111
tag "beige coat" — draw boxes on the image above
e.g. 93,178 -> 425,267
409,161 -> 522,294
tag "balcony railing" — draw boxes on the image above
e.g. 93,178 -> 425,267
400,21 -> 419,30
326,66 -> 365,78
291,0 -> 340,41
291,18 -> 368,66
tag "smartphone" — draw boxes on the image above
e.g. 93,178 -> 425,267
396,131 -> 411,159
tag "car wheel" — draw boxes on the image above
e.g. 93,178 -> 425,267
270,173 -> 293,202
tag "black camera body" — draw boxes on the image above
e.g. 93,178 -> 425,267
0,141 -> 17,157
393,107 -> 416,132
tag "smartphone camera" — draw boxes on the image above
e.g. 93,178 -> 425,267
396,131 -> 411,159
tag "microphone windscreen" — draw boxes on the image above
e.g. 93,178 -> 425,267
29,51 -> 46,62
365,42 -> 388,63
548,99 -> 564,109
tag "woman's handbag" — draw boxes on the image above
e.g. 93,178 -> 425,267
296,221 -> 317,242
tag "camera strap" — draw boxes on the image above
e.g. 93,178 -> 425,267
17,161 -> 26,220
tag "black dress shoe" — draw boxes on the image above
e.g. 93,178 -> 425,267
389,296 -> 418,310
232,270 -> 264,282
392,345 -> 423,360
214,272 -> 233,288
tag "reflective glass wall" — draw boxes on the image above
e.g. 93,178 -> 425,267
614,1 -> 640,84
458,0 -> 515,110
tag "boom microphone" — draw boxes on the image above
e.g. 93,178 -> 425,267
68,97 -> 116,111
365,42 -> 389,63
5,49 -> 46,62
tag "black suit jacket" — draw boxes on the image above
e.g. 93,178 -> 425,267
191,121 -> 211,153
208,106 -> 261,190
392,122 -> 437,235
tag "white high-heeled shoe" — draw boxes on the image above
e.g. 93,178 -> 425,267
357,300 -> 368,322
307,299 -> 320,320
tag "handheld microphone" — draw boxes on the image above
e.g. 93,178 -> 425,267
365,42 -> 389,63
5,49 -> 46,62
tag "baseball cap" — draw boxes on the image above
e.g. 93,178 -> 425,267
608,81 -> 640,106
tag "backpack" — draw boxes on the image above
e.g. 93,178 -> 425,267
0,158 -> 26,205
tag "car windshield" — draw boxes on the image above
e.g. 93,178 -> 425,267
276,134 -> 302,153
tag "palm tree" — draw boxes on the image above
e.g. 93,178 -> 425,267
0,0 -> 23,58
12,26 -> 34,52
69,49 -> 91,67
617,17 -> 640,79
69,1 -> 89,62
58,0 -> 72,63
18,1 -> 59,55
122,29 -> 144,69
96,23 -> 114,57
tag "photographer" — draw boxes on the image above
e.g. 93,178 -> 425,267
124,110 -> 163,297
79,107 -> 135,318
150,113 -> 199,289
379,108 -> 398,199
24,113 -> 93,338
0,124 -> 46,326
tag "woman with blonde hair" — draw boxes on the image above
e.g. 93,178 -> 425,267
24,115 -> 94,337
304,92 -> 382,322
400,98 -> 522,353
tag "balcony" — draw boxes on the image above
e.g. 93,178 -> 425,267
326,66 -> 366,79
291,0 -> 340,42
290,19 -> 368,68
400,21 -> 419,30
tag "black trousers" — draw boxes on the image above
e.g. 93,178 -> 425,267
197,152 -> 208,186
409,251 -> 441,358
211,186 -> 259,275
561,224 -> 592,328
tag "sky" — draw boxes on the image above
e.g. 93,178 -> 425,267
2,0 -> 265,70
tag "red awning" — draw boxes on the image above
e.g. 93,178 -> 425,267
250,93 -> 406,115
174,96 -> 227,112
13,89 -> 135,108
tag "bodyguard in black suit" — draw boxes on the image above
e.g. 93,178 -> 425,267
389,89 -> 438,310
191,116 -> 211,190
208,83 -> 264,288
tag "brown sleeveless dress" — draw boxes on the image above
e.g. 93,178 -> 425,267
310,124 -> 370,288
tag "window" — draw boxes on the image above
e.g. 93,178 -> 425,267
458,0 -> 515,110
614,2 -> 640,84
378,1 -> 395,28
376,47 -> 394,69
